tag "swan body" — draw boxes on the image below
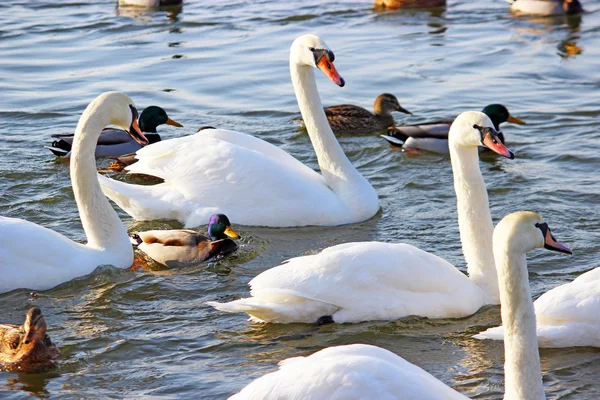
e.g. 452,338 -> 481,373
207,111 -> 516,323
47,106 -> 182,158
130,214 -> 240,268
295,93 -> 411,135
382,104 -> 525,155
0,92 -> 145,294
0,307 -> 60,373
474,267 -> 600,347
229,344 -> 467,400
99,35 -> 379,228
507,0 -> 583,15
228,211 -> 568,399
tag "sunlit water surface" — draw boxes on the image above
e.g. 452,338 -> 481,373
0,0 -> 599,398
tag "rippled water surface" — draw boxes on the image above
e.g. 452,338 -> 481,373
1,0 -> 600,398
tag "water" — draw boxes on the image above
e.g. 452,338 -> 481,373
1,0 -> 599,398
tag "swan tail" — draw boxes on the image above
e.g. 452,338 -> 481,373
98,174 -> 174,222
472,326 -> 505,341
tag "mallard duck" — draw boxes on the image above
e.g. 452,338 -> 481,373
47,106 -> 182,158
382,104 -> 525,155
507,0 -> 583,16
130,214 -> 240,268
374,0 -> 446,9
0,307 -> 60,372
98,35 -> 379,228
295,93 -> 411,135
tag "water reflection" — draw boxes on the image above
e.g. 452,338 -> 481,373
2,371 -> 59,397
512,13 -> 583,59
116,3 -> 182,22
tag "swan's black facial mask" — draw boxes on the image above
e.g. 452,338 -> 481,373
473,124 -> 515,159
309,47 -> 345,87
535,222 -> 573,255
128,105 -> 149,146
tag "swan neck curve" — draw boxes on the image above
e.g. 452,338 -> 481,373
495,243 -> 545,400
290,60 -> 378,218
70,104 -> 132,256
449,141 -> 499,302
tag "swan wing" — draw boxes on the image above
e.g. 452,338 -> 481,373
0,216 -> 95,293
100,129 -> 348,227
229,344 -> 468,400
214,242 -> 486,323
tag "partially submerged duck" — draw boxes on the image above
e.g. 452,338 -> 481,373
507,0 -> 583,16
130,214 -> 241,268
382,104 -> 525,155
374,0 -> 446,9
47,106 -> 182,158
0,307 -> 60,372
296,93 -> 411,135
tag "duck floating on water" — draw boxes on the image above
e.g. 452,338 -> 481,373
118,0 -> 182,7
295,93 -> 411,135
507,0 -> 583,16
374,0 -> 446,9
0,307 -> 60,372
130,214 -> 240,268
47,106 -> 182,158
382,104 -> 525,155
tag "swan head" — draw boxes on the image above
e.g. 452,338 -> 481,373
374,93 -> 412,116
208,214 -> 240,241
89,91 -> 148,146
449,111 -> 515,159
494,211 -> 572,256
290,34 -> 345,87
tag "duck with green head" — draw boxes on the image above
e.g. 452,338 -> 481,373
47,105 -> 183,158
0,307 -> 60,372
129,214 -> 241,268
382,103 -> 525,155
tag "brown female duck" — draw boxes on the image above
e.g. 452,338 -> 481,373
0,307 -> 60,372
296,93 -> 411,135
129,214 -> 240,268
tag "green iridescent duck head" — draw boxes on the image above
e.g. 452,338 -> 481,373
208,214 -> 240,241
481,104 -> 525,131
138,106 -> 183,133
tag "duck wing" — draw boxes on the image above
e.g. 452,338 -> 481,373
324,104 -> 374,119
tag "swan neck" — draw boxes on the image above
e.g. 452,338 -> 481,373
70,107 -> 131,254
450,143 -> 499,302
495,245 -> 545,400
290,61 -> 378,215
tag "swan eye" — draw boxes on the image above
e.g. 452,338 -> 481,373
129,105 -> 139,122
328,50 -> 335,62
309,47 -> 315,52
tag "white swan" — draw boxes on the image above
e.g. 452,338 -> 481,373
227,211 -> 571,399
0,92 -> 147,294
207,111 -> 515,323
475,247 -> 599,348
98,35 -> 379,228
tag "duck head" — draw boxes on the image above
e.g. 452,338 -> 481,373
290,34 -> 344,87
208,214 -> 240,241
374,94 -> 412,116
3,307 -> 60,372
139,106 -> 183,133
481,104 -> 525,131
450,111 -> 515,159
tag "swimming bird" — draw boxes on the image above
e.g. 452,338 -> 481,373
382,104 -> 525,155
130,214 -> 240,268
207,111 -> 515,324
0,307 -> 60,372
47,106 -> 182,158
295,93 -> 411,135
0,92 -> 146,294
507,0 -> 583,16
98,35 -> 379,228
227,211 -> 570,399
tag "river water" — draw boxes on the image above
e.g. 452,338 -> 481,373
0,0 -> 599,398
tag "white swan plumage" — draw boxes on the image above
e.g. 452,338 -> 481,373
207,111 -> 516,323
0,92 -> 146,294
98,34 -> 379,228
474,267 -> 600,348
227,211 -> 570,399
